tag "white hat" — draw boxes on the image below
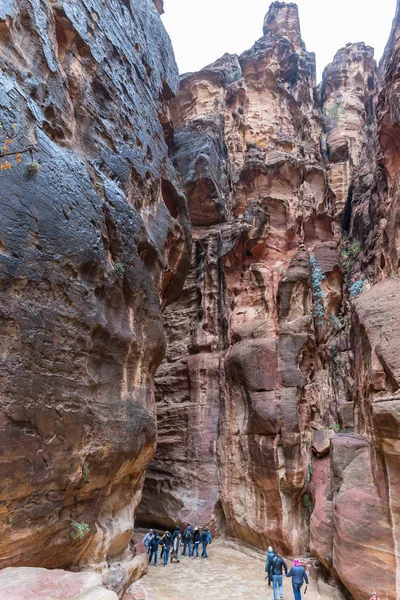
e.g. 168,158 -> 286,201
268,546 -> 273,552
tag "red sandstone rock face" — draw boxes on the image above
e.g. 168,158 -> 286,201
0,0 -> 190,588
138,2 -> 400,599
139,1 -> 338,557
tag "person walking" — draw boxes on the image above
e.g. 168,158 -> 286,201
193,527 -> 201,559
286,559 -> 309,600
162,532 -> 172,567
268,552 -> 288,600
201,527 -> 212,558
172,525 -> 181,539
182,524 -> 193,557
171,532 -> 182,563
265,546 -> 275,586
142,528 -> 154,552
148,533 -> 161,567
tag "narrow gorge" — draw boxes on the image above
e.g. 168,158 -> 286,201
0,1 -> 399,599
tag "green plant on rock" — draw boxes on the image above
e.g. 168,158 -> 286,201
71,520 -> 90,541
81,462 -> 90,484
303,493 -> 313,512
310,255 -> 326,325
329,423 -> 341,433
308,461 -> 314,479
113,261 -> 126,275
322,103 -> 347,131
27,161 -> 40,175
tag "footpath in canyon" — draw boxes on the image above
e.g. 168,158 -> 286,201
126,539 -> 345,600
0,0 -> 399,599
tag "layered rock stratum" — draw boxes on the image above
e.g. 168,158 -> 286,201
137,2 -> 400,599
1,0 -> 400,599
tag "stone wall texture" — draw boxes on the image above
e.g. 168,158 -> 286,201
0,0 -> 190,591
138,2 -> 400,599
1,1 -> 400,599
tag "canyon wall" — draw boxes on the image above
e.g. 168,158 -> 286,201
138,2 -> 400,599
0,0 -> 190,587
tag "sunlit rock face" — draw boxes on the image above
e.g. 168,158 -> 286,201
138,1 -> 400,599
0,0 -> 190,583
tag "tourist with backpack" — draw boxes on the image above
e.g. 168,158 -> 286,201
148,533 -> 161,567
286,559 -> 309,600
192,527 -> 201,559
201,527 -> 212,558
268,552 -> 288,600
182,524 -> 193,557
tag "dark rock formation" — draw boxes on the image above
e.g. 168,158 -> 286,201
0,0 -> 190,583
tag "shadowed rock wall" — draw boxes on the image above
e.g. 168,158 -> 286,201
0,0 -> 190,580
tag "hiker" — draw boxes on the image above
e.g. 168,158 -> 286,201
171,532 -> 182,563
161,531 -> 172,567
142,528 -> 154,552
148,533 -> 161,567
268,552 -> 288,600
201,527 -> 212,558
172,525 -> 181,539
286,559 -> 309,600
192,527 -> 201,559
369,593 -> 381,600
265,546 -> 275,586
182,524 -> 193,557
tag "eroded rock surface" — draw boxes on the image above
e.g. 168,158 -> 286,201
0,567 -> 118,600
0,0 -> 190,583
138,2 -> 400,599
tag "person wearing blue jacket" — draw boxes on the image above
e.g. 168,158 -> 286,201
161,532 -> 172,567
201,527 -> 212,558
265,546 -> 275,585
286,559 -> 309,600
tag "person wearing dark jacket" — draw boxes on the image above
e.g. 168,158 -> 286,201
265,546 -> 275,586
161,532 -> 172,567
148,533 -> 161,567
182,524 -> 193,557
201,527 -> 212,558
192,527 -> 201,559
172,525 -> 181,540
268,553 -> 288,600
286,559 -> 309,600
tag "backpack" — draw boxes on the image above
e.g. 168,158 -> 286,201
207,531 -> 212,543
184,528 -> 192,541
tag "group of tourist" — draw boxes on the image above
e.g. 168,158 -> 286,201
265,546 -> 308,600
143,524 -> 212,567
265,546 -> 382,600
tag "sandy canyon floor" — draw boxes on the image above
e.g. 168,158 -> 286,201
126,539 -> 345,600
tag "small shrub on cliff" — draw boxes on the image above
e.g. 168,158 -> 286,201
0,123 -> 34,171
349,278 -> 366,298
113,261 -> 126,275
329,424 -> 341,433
310,255 -> 326,325
322,103 -> 347,131
302,493 -> 313,512
81,462 -> 90,484
308,461 -> 314,479
27,161 -> 40,175
71,520 -> 90,541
